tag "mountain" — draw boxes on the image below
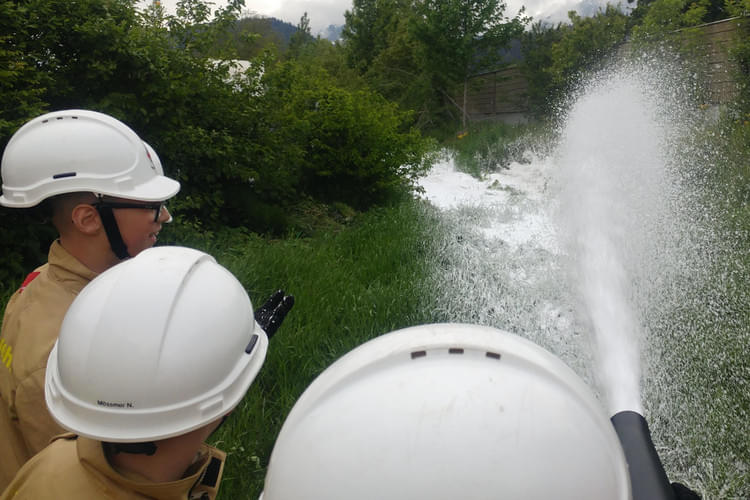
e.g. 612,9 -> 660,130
267,17 -> 297,45
233,16 -> 343,53
320,24 -> 344,42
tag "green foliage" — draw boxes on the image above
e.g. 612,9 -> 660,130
632,0 -> 734,37
411,0 -> 528,129
262,61 -> 431,208
521,21 -> 566,116
550,7 -> 629,106
521,7 -> 629,115
725,0 -> 750,16
343,0 -> 528,134
0,1 -> 54,286
0,1 -> 48,139
628,5 -> 747,107
728,17 -> 750,109
446,121 -> 537,177
286,12 -> 313,59
342,0 -> 442,129
216,17 -> 284,60
412,0 -> 527,81
343,0 -> 409,72
0,211 -> 57,291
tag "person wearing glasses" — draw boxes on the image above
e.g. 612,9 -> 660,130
0,109 -> 180,490
1,246 -> 269,500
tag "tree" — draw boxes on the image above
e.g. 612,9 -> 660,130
343,0 -> 528,133
411,0 -> 528,130
261,59 -> 430,209
288,12 -> 314,59
343,1 -> 428,118
521,21 -> 565,116
343,0 -> 408,72
632,0 -> 734,37
0,2 -> 48,139
544,7 -> 628,108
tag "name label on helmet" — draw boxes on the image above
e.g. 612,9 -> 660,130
0,339 -> 12,373
97,399 -> 134,409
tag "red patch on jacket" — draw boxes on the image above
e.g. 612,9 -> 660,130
18,271 -> 40,293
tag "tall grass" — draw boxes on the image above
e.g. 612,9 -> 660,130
609,104 -> 750,498
200,198 -> 445,499
444,120 -> 556,177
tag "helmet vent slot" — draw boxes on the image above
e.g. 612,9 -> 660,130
245,334 -> 259,354
448,348 -> 464,355
410,350 -> 426,359
53,172 -> 77,179
486,352 -> 501,360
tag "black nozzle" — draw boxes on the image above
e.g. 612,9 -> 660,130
254,290 -> 294,339
611,410 -> 676,500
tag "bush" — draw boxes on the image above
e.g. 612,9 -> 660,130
262,61 -> 432,209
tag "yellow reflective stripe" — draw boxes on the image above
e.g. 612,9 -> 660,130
0,338 -> 12,373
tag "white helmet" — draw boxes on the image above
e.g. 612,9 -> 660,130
45,246 -> 268,442
1,109 -> 180,207
261,324 -> 631,500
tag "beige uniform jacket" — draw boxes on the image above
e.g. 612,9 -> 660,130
0,241 -> 97,490
0,434 -> 226,499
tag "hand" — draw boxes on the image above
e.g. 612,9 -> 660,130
254,290 -> 295,338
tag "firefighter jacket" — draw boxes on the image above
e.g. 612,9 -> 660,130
0,241 -> 97,490
0,434 -> 226,499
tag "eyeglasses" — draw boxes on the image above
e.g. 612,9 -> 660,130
93,201 -> 166,222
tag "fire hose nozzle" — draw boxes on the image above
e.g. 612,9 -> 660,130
611,410 -> 677,500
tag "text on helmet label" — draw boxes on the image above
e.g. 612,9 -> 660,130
97,400 -> 135,409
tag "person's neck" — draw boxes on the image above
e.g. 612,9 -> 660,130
58,235 -> 120,274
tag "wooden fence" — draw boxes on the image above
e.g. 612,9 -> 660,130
460,65 -> 529,124
672,16 -> 748,104
459,16 -> 748,123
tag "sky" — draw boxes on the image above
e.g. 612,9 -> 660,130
149,1 -> 352,34
151,0 -> 618,35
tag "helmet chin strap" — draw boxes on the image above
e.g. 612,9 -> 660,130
105,442 -> 158,456
94,203 -> 131,260
103,415 -> 230,457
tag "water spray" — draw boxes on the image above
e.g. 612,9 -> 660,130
555,64 -> 699,499
419,52 -> 727,497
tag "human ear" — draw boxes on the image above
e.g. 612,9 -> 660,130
70,203 -> 102,236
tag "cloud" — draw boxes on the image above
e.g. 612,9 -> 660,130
147,0 -> 350,33
146,0 -> 628,36
270,1 -> 349,32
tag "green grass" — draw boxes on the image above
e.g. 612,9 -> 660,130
443,120 -> 556,177
645,112 -> 750,499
